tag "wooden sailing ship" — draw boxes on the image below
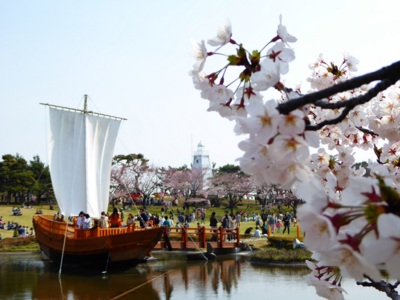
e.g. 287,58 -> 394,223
33,96 -> 163,269
33,215 -> 163,268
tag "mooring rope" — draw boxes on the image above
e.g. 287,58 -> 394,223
181,225 -> 209,261
110,270 -> 172,300
58,221 -> 68,276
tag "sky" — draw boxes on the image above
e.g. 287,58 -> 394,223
1,0 -> 399,168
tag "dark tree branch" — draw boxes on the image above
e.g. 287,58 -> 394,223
313,78 -> 396,110
278,60 -> 400,115
357,278 -> 400,300
306,78 -> 396,130
355,126 -> 379,136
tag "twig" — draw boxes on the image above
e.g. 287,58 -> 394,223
357,277 -> 400,300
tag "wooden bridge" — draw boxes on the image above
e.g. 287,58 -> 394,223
153,226 -> 241,251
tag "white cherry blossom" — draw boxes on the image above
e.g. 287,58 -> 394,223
364,214 -> 400,279
207,84 -> 234,105
300,211 -> 337,252
238,137 -> 274,185
337,147 -> 355,165
270,134 -> 309,163
318,244 -> 382,282
207,19 -> 232,46
190,39 -> 208,71
277,109 -> 305,136
270,160 -> 312,189
304,130 -> 320,148
277,15 -> 297,44
343,53 -> 359,72
306,277 -> 346,300
236,99 -> 279,144
310,148 -> 330,169
305,260 -> 346,299
251,58 -> 280,91
341,176 -> 381,206
266,42 -> 295,75
296,177 -> 329,213
379,143 -> 400,163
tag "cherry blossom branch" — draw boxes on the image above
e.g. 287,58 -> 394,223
278,60 -> 400,116
193,17 -> 400,299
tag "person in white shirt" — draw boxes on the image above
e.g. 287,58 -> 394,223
98,211 -> 109,228
82,214 -> 92,229
76,211 -> 85,229
126,213 -> 135,227
252,226 -> 262,238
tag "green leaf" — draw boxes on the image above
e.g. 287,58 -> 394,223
228,55 -> 241,65
250,50 -> 260,64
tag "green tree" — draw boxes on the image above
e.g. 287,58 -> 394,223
218,164 -> 241,174
28,155 -> 54,204
0,154 -> 35,204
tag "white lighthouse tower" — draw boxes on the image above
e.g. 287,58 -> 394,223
192,141 -> 212,179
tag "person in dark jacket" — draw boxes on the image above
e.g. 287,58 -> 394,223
282,212 -> 291,234
209,212 -> 218,241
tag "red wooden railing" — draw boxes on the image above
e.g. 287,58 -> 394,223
75,223 -> 137,238
156,226 -> 241,250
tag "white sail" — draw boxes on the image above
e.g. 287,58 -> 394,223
48,107 -> 121,218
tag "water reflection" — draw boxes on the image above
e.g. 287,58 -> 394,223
152,257 -> 245,298
115,255 -> 313,300
0,253 -> 388,300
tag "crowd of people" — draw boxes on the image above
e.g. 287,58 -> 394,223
11,207 -> 22,216
73,207 -> 168,230
80,205 -> 297,239
0,215 -> 34,239
250,211 -> 296,237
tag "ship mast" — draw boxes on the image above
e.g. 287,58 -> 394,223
84,94 -> 88,113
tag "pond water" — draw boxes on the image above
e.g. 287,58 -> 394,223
0,252 -> 389,299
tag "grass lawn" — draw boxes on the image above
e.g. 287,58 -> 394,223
0,204 -> 56,239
